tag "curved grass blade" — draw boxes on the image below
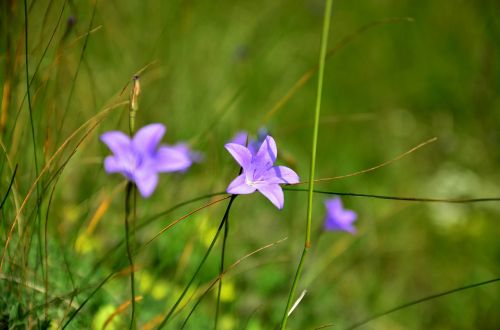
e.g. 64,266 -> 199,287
0,164 -> 17,211
0,100 -> 127,271
181,237 -> 287,329
313,277 -> 500,330
295,137 -> 438,184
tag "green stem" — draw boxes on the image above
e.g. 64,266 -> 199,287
280,0 -> 333,328
24,0 -> 45,306
158,195 -> 237,329
125,182 -> 136,329
284,188 -> 500,204
214,209 -> 230,330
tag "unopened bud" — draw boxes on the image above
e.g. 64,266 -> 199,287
131,75 -> 141,112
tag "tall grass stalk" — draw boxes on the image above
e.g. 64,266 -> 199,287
23,0 -> 45,311
280,0 -> 333,328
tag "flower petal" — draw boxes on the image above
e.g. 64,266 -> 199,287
230,131 -> 248,146
134,169 -> 159,198
227,174 -> 256,194
261,166 -> 299,184
132,123 -> 166,154
255,183 -> 284,209
171,143 -> 203,163
325,218 -> 356,233
254,136 -> 277,169
325,197 -> 342,214
155,146 -> 192,172
104,156 -> 125,174
224,143 -> 252,169
340,210 -> 357,224
100,131 -> 131,156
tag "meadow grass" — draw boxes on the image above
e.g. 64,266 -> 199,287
1,1 -> 499,329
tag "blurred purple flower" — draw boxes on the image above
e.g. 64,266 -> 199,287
230,127 -> 269,156
225,135 -> 299,209
168,143 -> 203,172
230,131 -> 249,146
324,197 -> 357,233
101,123 -> 192,197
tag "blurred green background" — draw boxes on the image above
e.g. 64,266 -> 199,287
1,0 -> 499,329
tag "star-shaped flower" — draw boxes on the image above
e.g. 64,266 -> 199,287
324,197 -> 357,233
225,135 -> 299,209
101,123 -> 192,197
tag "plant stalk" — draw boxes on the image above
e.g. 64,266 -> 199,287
158,195 -> 237,329
280,0 -> 333,328
124,182 -> 136,329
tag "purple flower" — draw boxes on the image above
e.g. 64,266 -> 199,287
324,197 -> 357,233
225,135 -> 299,209
101,123 -> 192,198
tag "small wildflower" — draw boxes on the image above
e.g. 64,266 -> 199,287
225,135 -> 299,209
324,197 -> 357,233
101,123 -> 192,197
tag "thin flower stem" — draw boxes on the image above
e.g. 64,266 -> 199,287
124,182 -> 136,329
125,72 -> 139,329
280,0 -> 333,328
214,209 -> 230,330
158,195 -> 237,329
284,188 -> 500,203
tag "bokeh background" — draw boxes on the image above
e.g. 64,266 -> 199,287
1,0 -> 499,329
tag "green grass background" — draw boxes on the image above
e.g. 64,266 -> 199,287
1,0 -> 499,329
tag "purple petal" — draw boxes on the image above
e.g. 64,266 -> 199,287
100,131 -> 131,156
134,169 -> 159,198
261,166 -> 299,184
227,174 -> 256,194
344,224 -> 357,233
104,156 -> 126,174
324,217 -> 356,233
171,143 -> 203,163
256,127 -> 269,141
230,131 -> 248,146
340,210 -> 357,224
255,183 -> 284,209
254,136 -> 277,169
224,143 -> 252,169
155,146 -> 192,172
325,197 -> 342,214
132,123 -> 166,154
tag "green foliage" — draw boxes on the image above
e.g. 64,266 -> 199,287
1,0 -> 499,329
